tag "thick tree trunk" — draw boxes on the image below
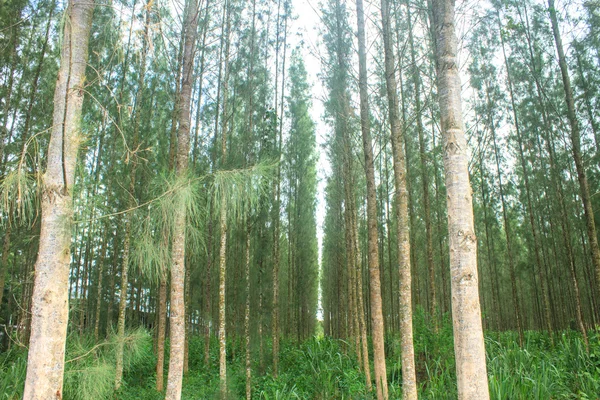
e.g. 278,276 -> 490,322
380,0 -> 417,397
356,0 -> 387,397
22,0 -> 94,398
431,1 -> 490,398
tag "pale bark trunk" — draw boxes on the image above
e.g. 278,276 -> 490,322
218,2 -> 232,396
218,198 -> 228,398
165,0 -> 199,397
380,0 -> 417,397
244,225 -> 252,400
23,0 -> 94,398
431,1 -> 490,398
356,0 -> 387,397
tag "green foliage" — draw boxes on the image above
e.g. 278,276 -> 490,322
0,329 -> 152,400
0,166 -> 39,228
4,323 -> 599,399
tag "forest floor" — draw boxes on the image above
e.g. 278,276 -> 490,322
1,311 -> 599,399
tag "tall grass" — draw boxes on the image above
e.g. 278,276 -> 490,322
2,313 -> 599,399
0,328 -> 152,400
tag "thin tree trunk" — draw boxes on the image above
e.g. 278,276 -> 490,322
115,0 -> 150,388
218,1 -> 232,396
356,0 -> 387,397
381,0 -> 417,397
94,229 -> 109,341
484,87 -> 524,345
22,0 -> 94,397
431,1 -> 489,398
272,7 -> 288,378
244,223 -> 252,400
352,211 -> 372,390
548,0 -> 600,321
406,2 -> 436,329
497,6 -> 553,340
165,0 -> 199,397
156,279 -> 167,392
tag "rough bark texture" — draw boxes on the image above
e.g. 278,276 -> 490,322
218,198 -> 228,398
356,0 -> 387,397
217,2 -> 232,396
431,0 -> 490,398
23,0 -> 94,398
156,280 -> 167,392
380,0 -> 418,397
548,0 -> 600,313
244,225 -> 252,400
165,0 -> 199,397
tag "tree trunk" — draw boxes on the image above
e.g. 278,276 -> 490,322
485,86 -> 524,345
156,280 -> 167,391
218,1 -> 232,396
356,0 -> 387,397
115,0 -> 150,388
244,224 -> 252,400
406,1 -> 436,329
380,0 -> 417,397
548,0 -> 600,319
23,0 -> 94,397
94,230 -> 109,341
498,5 -> 553,341
165,0 -> 199,397
431,1 -> 490,398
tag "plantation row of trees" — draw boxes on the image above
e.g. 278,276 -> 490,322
1,0 -> 319,397
0,0 -> 599,398
320,0 -> 600,397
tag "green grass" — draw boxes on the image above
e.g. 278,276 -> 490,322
1,314 -> 599,399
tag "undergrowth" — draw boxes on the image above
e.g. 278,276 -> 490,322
2,311 -> 599,399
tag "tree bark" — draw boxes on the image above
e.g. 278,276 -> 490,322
23,0 -> 94,397
356,0 -> 387,397
380,0 -> 417,397
218,1 -> 232,396
165,0 -> 199,397
431,0 -> 490,398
